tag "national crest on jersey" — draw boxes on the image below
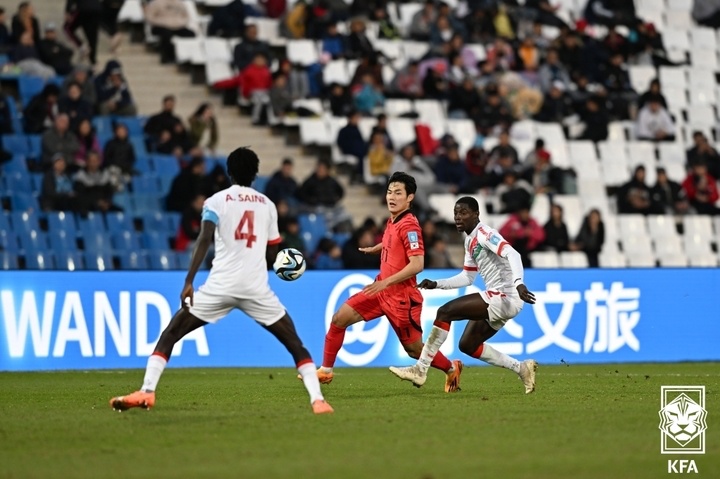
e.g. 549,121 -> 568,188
463,222 -> 517,295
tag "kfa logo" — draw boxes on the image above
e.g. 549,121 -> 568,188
659,386 -> 707,454
325,274 -> 389,366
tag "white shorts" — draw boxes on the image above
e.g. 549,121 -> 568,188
189,284 -> 286,326
479,290 -> 524,331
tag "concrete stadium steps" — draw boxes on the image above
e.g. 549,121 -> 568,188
31,0 -> 387,229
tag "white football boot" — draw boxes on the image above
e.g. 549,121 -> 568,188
518,359 -> 539,394
389,365 -> 427,388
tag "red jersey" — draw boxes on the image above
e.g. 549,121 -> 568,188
379,210 -> 424,301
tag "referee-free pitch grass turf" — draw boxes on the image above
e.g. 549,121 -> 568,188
1,364 -> 718,479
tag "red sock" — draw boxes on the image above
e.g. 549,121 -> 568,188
430,350 -> 452,373
322,324 -> 346,368
471,344 -> 484,359
432,320 -> 451,331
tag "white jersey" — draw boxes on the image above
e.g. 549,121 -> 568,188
462,222 -> 518,295
201,185 -> 281,297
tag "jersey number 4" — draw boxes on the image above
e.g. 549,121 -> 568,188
234,211 -> 257,247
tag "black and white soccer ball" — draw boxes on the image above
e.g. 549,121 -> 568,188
273,248 -> 306,281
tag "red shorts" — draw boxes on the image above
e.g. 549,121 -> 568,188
346,291 -> 423,345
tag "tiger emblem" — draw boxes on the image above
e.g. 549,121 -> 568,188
658,393 -> 708,446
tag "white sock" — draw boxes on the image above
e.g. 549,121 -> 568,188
417,326 -> 449,374
319,366 -> 333,373
480,344 -> 521,373
298,362 -> 324,403
140,354 -> 167,392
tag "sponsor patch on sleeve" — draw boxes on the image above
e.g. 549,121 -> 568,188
408,231 -> 420,249
489,234 -> 501,246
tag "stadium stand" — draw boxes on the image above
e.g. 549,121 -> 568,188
1,0 -> 719,271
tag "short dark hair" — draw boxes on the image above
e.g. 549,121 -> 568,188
282,158 -> 293,166
226,147 -> 259,186
387,171 -> 417,196
456,196 -> 479,212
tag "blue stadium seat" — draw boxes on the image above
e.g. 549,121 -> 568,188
27,135 -> 41,160
48,229 -> 77,252
1,134 -> 30,156
78,212 -> 106,234
0,251 -> 18,269
117,117 -> 145,136
141,211 -> 167,232
0,230 -> 19,253
113,192 -> 133,214
1,155 -> 27,173
56,251 -> 83,271
0,212 -> 10,231
132,176 -> 160,193
83,232 -> 109,253
31,173 -> 43,193
135,155 -> 153,174
132,194 -> 162,215
119,251 -> 149,270
18,230 -> 48,253
154,159 -> 180,177
18,76 -> 46,107
97,132 -> 112,149
141,231 -> 169,250
332,232 -> 351,248
6,95 -> 22,134
25,251 -> 54,270
158,175 -> 174,197
11,193 -> 40,212
175,251 -> 191,270
148,250 -> 178,270
111,231 -> 142,252
130,136 -> 148,156
47,211 -> 78,235
106,212 -> 134,233
299,214 -> 327,253
167,212 -> 181,234
252,176 -> 269,192
4,171 -> 33,194
83,252 -> 114,271
91,116 -> 114,135
11,211 -> 40,234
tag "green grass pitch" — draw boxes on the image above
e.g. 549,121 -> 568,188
1,363 -> 718,479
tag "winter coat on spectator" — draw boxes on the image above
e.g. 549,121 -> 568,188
297,174 -> 344,207
41,168 -> 76,211
11,13 -> 40,45
95,60 -> 136,115
207,0 -> 245,38
265,169 -> 298,205
233,39 -> 272,71
42,129 -> 80,167
58,96 -> 93,132
337,123 -> 368,161
499,213 -> 546,263
103,136 -> 136,174
434,154 -> 465,188
322,32 -> 346,58
682,172 -> 719,205
24,86 -> 59,134
38,37 -> 74,75
543,219 -> 570,252
240,63 -> 272,98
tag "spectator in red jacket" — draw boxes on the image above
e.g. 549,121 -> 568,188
499,206 -> 546,267
682,163 -> 720,215
214,54 -> 273,124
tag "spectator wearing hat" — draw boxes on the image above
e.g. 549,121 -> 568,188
41,154 -> 77,211
38,21 -> 73,75
95,60 -> 137,116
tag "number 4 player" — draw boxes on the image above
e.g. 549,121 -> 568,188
110,147 -> 333,414
390,196 -> 538,394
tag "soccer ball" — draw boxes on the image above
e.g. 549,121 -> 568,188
273,248 -> 306,281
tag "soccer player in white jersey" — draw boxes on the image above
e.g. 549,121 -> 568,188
110,147 -> 333,414
389,196 -> 538,394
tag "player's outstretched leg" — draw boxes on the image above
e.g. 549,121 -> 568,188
265,314 -> 333,414
316,304 -> 364,384
458,322 -> 538,394
110,309 -> 207,411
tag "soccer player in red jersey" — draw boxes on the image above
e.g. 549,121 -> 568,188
317,172 -> 462,392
